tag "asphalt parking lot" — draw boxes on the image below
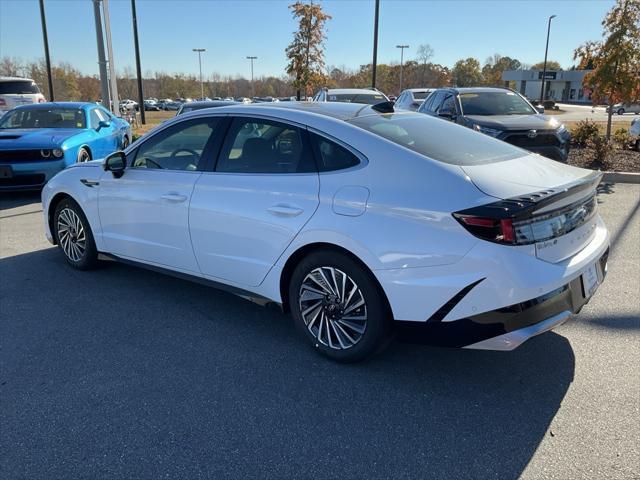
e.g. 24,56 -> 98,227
1,184 -> 638,480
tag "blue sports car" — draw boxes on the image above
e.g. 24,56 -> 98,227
0,102 -> 131,190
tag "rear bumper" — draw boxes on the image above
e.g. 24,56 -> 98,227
0,159 -> 66,190
395,247 -> 608,349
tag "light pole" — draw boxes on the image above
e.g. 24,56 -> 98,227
396,45 -> 409,94
193,48 -> 206,99
372,0 -> 380,88
539,15 -> 556,105
131,0 -> 145,124
246,56 -> 257,97
38,0 -> 54,100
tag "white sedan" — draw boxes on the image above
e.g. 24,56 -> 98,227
41,102 -> 609,362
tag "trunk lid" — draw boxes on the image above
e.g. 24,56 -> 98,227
459,154 -> 602,263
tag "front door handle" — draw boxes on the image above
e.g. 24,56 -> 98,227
161,193 -> 188,203
267,204 -> 304,217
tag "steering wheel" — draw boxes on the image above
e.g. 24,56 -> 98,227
134,156 -> 163,169
171,148 -> 199,160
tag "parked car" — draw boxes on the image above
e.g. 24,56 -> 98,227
630,117 -> 640,151
0,76 -> 46,116
158,101 -> 181,111
236,97 -> 252,104
120,99 -> 139,111
176,100 -> 239,115
0,102 -> 130,190
418,87 -> 571,162
613,102 -> 640,115
41,102 -> 608,362
143,100 -> 160,111
313,88 -> 389,105
394,88 -> 435,111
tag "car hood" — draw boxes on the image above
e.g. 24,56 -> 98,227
0,128 -> 83,148
465,114 -> 559,131
461,153 -> 594,199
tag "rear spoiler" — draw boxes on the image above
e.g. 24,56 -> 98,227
457,170 -> 602,220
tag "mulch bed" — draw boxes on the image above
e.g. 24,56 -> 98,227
568,147 -> 640,173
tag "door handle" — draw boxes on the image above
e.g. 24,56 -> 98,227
267,204 -> 304,217
161,193 -> 188,203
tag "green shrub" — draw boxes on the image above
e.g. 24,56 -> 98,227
572,119 -> 599,147
586,135 -> 614,170
612,127 -> 631,150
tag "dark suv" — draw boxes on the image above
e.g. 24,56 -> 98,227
418,87 -> 571,162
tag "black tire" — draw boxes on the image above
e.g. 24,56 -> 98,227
289,249 -> 390,363
77,147 -> 91,163
617,108 -> 625,115
53,198 -> 99,270
122,136 -> 130,149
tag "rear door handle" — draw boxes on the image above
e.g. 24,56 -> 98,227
161,193 -> 188,203
267,204 -> 304,217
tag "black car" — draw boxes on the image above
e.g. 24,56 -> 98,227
418,87 -> 571,162
176,100 -> 240,115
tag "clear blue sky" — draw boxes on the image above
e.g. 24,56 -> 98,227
0,0 -> 613,79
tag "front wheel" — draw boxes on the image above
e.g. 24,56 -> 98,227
289,250 -> 390,363
54,198 -> 99,270
122,136 -> 130,149
77,147 -> 91,163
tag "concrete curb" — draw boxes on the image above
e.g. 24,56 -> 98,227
602,172 -> 640,184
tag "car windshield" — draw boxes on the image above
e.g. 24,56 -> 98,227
349,113 -> 525,165
0,107 -> 86,129
0,80 -> 40,95
459,91 -> 536,115
328,93 -> 387,105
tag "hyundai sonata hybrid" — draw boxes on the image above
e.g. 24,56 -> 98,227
41,102 -> 609,362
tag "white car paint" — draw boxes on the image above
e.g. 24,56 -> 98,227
42,103 -> 610,353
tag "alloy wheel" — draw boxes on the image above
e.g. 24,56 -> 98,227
57,208 -> 86,262
298,266 -> 367,350
78,149 -> 90,162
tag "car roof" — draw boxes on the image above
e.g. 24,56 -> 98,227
184,100 -> 239,107
325,88 -> 382,95
11,101 -> 94,110
436,87 -> 513,94
0,76 -> 36,82
403,88 -> 435,93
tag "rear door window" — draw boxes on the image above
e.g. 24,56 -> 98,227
310,133 -> 360,172
0,81 -> 40,95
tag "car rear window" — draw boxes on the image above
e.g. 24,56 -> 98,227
0,81 -> 41,95
413,91 -> 430,100
328,93 -> 387,105
348,113 -> 525,165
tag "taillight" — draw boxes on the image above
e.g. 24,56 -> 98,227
38,97 -> 46,103
454,215 -> 516,244
0,99 -> 6,106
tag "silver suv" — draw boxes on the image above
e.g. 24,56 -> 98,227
0,77 -> 46,116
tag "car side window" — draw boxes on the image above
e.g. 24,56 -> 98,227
440,94 -> 457,114
131,118 -> 219,171
429,92 -> 446,112
310,133 -> 360,172
89,109 -> 101,129
216,118 -> 314,174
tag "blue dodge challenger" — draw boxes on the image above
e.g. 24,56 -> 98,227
0,102 -> 131,190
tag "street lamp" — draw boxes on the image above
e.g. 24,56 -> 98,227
396,45 -> 409,93
539,15 -> 556,105
192,48 -> 206,99
246,56 -> 257,97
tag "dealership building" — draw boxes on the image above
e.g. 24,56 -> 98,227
502,69 -> 593,104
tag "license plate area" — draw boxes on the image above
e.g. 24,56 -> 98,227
0,165 -> 13,178
581,262 -> 599,299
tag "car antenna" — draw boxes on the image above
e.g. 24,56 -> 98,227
371,101 -> 395,114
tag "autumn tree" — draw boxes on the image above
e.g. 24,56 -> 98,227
482,54 -> 521,86
452,58 -> 483,87
285,1 -> 331,99
574,0 -> 640,138
531,60 -> 562,70
416,43 -> 434,84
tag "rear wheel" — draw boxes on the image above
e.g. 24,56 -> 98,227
289,250 -> 390,363
54,198 -> 98,270
617,108 -> 625,115
77,147 -> 91,163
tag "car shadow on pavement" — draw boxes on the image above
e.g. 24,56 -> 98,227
0,191 -> 42,211
1,248 -> 576,480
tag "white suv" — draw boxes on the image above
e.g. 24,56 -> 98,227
0,77 -> 46,115
313,88 -> 388,105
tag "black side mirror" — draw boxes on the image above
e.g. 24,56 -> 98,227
97,120 -> 111,131
104,151 -> 126,178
